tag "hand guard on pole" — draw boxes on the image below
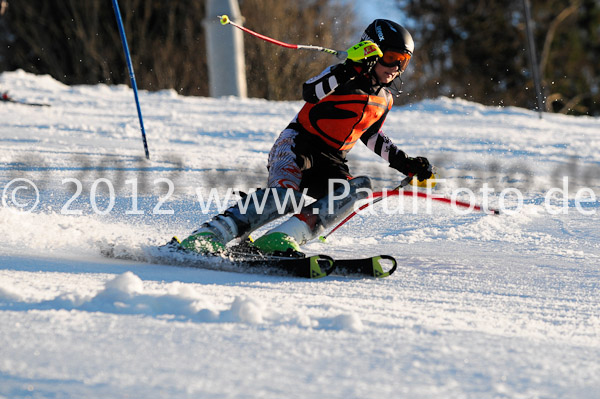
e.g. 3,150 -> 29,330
345,41 -> 383,61
343,41 -> 382,74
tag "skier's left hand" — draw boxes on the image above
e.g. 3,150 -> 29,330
399,156 -> 433,182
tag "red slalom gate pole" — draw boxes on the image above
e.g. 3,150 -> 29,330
396,190 -> 500,214
319,176 -> 412,242
320,181 -> 500,242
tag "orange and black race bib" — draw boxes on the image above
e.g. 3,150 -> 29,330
297,94 -> 391,151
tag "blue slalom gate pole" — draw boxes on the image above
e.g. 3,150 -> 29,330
111,0 -> 150,159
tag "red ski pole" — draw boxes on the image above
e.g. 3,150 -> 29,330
219,15 -> 348,60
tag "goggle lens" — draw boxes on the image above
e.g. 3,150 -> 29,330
379,50 -> 411,71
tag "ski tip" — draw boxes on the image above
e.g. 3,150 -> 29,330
219,15 -> 230,25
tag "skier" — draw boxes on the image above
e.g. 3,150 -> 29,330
177,19 -> 433,255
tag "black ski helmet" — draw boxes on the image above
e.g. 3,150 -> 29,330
361,19 -> 414,56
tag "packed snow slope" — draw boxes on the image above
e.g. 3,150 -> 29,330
1,70 -> 599,398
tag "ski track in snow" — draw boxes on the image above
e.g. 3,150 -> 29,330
1,70 -> 599,398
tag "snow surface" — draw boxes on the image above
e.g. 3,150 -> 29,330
1,69 -> 599,398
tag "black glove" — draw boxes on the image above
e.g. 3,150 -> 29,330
360,57 -> 378,74
346,57 -> 377,73
338,60 -> 362,82
339,59 -> 378,83
391,155 -> 432,182
406,156 -> 432,181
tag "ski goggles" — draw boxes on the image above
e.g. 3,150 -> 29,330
378,49 -> 412,72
